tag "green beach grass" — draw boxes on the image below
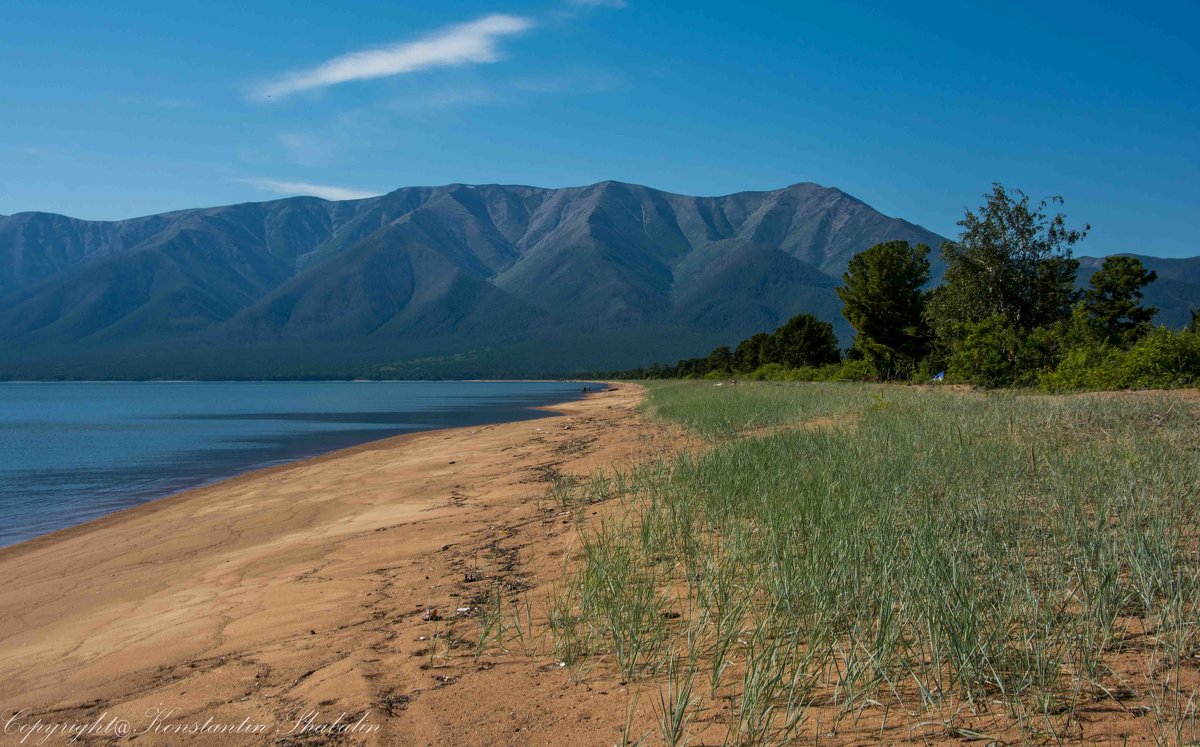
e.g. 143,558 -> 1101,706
543,382 -> 1200,744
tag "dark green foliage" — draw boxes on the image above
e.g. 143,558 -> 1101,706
632,314 -> 842,379
707,346 -> 733,373
769,313 -> 841,369
1084,255 -> 1158,345
1041,326 -> 1200,391
1122,327 -> 1200,386
732,333 -> 771,372
945,315 -> 1061,387
745,358 -> 875,382
673,357 -> 713,379
919,184 -> 1164,389
925,189 -> 1200,392
836,240 -> 930,379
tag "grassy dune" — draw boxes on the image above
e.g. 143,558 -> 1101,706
542,382 -> 1200,744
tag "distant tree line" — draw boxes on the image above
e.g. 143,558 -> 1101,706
624,183 -> 1200,389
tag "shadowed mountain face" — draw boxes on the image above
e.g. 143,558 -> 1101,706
0,182 -> 1193,378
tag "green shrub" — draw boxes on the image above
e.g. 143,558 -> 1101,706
1039,344 -> 1125,392
1041,327 -> 1200,391
744,360 -> 876,382
1121,327 -> 1200,388
945,315 -> 1060,387
747,363 -> 790,381
829,358 -> 876,381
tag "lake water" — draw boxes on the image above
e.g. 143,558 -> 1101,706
0,381 -> 599,547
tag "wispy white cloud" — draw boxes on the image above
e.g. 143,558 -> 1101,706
238,178 -> 380,201
253,14 -> 534,100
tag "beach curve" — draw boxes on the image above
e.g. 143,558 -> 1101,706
0,383 -> 669,746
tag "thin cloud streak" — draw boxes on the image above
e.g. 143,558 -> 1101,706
253,14 -> 533,100
239,178 -> 381,201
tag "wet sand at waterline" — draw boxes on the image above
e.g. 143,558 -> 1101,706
0,385 -> 675,746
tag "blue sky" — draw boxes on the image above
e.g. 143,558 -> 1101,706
1,0 -> 1196,256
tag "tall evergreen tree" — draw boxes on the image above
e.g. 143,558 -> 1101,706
1084,256 -> 1158,345
837,241 -> 931,378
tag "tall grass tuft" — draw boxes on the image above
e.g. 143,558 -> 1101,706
566,382 -> 1200,743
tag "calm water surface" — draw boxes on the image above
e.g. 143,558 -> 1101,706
0,381 -> 598,547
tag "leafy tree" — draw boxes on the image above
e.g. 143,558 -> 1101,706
1188,309 -> 1199,334
769,314 -> 841,369
707,346 -> 733,373
732,333 -> 771,372
837,241 -> 931,379
1084,256 -> 1157,345
927,183 -> 1087,344
758,333 -> 781,367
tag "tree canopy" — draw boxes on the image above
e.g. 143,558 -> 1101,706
1084,255 -> 1158,345
636,314 -> 842,379
927,183 -> 1087,340
836,240 -> 930,378
771,314 -> 841,369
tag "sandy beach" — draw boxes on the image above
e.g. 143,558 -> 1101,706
0,384 -> 673,746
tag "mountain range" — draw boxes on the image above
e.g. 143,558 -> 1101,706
0,181 -> 1195,379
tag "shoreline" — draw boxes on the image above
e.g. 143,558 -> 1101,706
0,380 -> 606,552
0,417 -> 513,562
0,378 -> 613,384
0,382 -> 666,746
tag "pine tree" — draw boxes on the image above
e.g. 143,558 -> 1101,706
837,241 -> 931,378
1084,256 -> 1158,345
